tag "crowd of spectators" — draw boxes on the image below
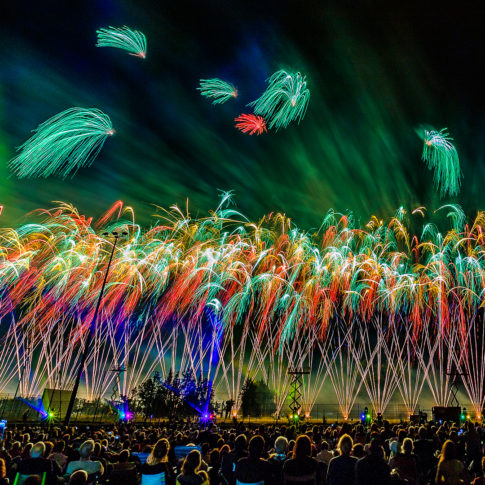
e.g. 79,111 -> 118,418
0,418 -> 484,484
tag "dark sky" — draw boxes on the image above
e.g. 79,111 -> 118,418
1,0 -> 484,228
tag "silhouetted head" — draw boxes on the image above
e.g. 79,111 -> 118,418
79,440 -> 94,459
293,435 -> 312,460
182,450 -> 201,475
337,434 -> 353,456
30,442 -> 46,459
249,435 -> 265,459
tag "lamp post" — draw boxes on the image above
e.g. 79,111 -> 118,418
63,230 -> 128,425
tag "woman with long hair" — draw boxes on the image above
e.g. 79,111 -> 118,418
282,435 -> 320,485
141,438 -> 175,485
176,450 -> 208,485
435,440 -> 467,485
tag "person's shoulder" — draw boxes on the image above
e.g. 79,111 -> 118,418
356,455 -> 368,465
282,457 -> 294,471
307,456 -> 319,467
330,454 -> 349,461
16,457 -> 30,470
66,460 -> 81,471
196,471 -> 208,483
261,457 -> 273,469
327,455 -> 338,465
176,473 -> 203,485
235,456 -> 249,470
455,459 -> 465,470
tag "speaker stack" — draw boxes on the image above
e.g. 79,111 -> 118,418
432,406 -> 461,423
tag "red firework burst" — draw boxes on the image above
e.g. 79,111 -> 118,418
234,114 -> 267,135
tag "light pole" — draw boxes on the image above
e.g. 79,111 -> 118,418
64,230 -> 128,425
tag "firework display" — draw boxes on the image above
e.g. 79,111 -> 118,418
197,79 -> 238,104
9,108 -> 114,179
249,70 -> 310,130
420,128 -> 461,197
1,4 -> 482,425
96,26 -> 147,58
234,114 -> 267,135
1,198 -> 485,419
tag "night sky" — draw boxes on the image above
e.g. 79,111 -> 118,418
2,0 -> 485,229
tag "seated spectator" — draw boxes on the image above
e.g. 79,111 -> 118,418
283,435 -> 320,485
14,441 -> 61,485
132,445 -> 152,465
113,450 -> 136,472
351,444 -> 365,459
44,442 -> 54,459
268,436 -> 289,483
355,439 -> 391,485
354,426 -> 366,446
235,435 -> 272,484
221,434 -> 248,484
327,434 -> 357,485
435,440 -> 467,485
413,426 -> 435,483
388,441 -> 399,463
177,449 -> 208,485
141,438 -> 174,485
207,449 -> 222,485
473,457 -> 485,485
65,439 -> 104,483
390,438 -> 418,485
106,448 -> 136,485
69,470 -> 88,485
465,422 -> 482,476
21,444 -> 33,461
316,440 -> 333,466
10,442 -> 22,459
47,440 -> 68,471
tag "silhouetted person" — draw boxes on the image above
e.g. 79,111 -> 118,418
389,438 -> 418,485
268,436 -> 289,483
283,435 -> 321,485
16,441 -> 61,485
177,449 -> 208,485
235,435 -> 272,484
435,440 -> 467,485
355,440 -> 391,485
327,434 -> 357,485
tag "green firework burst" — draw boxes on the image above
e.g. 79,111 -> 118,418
420,127 -> 461,197
9,107 -> 114,179
96,26 -> 147,59
249,70 -> 310,130
197,79 -> 238,104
